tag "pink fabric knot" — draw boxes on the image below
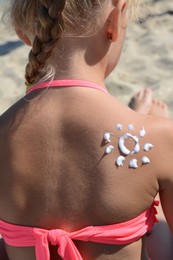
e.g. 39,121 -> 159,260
47,229 -> 82,259
48,229 -> 68,246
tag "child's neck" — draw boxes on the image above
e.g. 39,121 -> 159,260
49,37 -> 110,86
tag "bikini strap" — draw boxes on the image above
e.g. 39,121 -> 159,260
26,80 -> 109,94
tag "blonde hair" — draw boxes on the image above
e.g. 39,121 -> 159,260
5,0 -> 142,86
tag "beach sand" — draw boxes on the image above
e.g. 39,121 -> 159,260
0,0 -> 173,116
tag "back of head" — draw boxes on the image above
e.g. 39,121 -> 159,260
5,0 -> 142,87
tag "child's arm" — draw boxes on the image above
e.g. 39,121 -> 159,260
146,195 -> 173,260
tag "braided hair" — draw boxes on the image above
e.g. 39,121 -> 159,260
25,0 -> 66,86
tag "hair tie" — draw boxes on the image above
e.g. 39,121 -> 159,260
25,81 -> 32,91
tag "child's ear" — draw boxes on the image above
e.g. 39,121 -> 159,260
106,0 -> 128,42
15,29 -> 31,46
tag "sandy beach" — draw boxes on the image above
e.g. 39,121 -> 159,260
0,0 -> 173,116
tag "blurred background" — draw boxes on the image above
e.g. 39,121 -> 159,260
0,0 -> 173,116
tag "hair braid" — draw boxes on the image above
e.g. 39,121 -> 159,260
25,0 -> 66,86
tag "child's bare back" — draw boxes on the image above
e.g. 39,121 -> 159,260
1,84 -> 173,259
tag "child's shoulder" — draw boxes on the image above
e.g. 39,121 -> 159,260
142,115 -> 173,182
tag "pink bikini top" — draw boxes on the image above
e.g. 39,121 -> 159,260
26,79 -> 109,95
0,80 -> 159,259
0,201 -> 158,260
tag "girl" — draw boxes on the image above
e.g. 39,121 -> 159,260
1,0 -> 173,259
